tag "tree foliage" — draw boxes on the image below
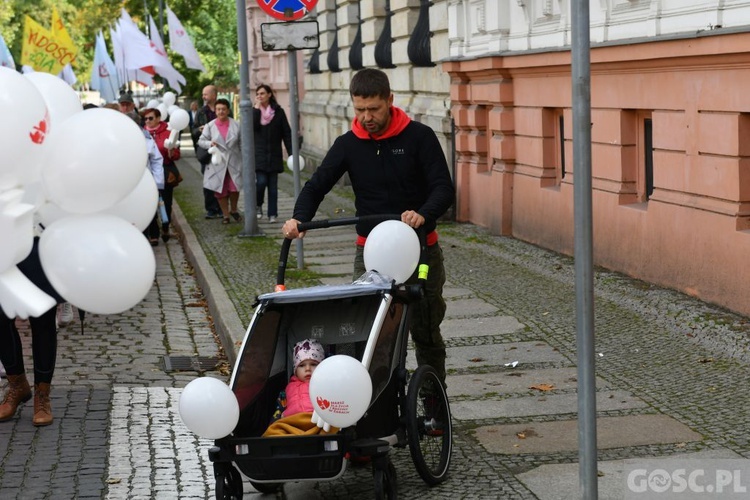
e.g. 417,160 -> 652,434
0,0 -> 239,99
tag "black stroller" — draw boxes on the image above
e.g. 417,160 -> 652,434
207,216 -> 452,499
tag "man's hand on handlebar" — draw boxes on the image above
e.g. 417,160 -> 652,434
282,218 -> 305,239
401,210 -> 425,228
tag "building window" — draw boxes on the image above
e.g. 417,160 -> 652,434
637,111 -> 654,201
555,111 -> 566,183
542,107 -> 565,187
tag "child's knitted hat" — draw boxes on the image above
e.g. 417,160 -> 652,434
293,339 -> 325,370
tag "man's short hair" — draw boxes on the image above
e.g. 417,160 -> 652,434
118,92 -> 134,104
349,68 -> 391,100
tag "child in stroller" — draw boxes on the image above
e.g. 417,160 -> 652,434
263,339 -> 339,436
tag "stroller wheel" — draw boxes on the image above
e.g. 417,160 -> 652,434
373,460 -> 397,499
214,464 -> 243,499
405,365 -> 452,486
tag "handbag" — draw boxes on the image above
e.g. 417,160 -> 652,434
196,145 -> 211,164
164,163 -> 183,187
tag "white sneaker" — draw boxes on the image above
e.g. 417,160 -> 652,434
256,206 -> 263,220
268,216 -> 277,223
58,302 -> 74,327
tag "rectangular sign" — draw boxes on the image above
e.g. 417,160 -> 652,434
260,21 -> 320,51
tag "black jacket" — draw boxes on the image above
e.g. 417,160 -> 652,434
253,104 -> 292,173
293,120 -> 455,237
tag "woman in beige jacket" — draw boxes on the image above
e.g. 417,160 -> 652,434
198,98 -> 242,224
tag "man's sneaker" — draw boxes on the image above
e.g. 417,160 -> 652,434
57,302 -> 74,327
205,211 -> 222,219
268,216 -> 277,223
256,206 -> 263,220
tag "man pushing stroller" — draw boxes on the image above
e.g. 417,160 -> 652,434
282,68 -> 455,385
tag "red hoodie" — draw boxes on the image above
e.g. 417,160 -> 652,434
351,106 -> 411,140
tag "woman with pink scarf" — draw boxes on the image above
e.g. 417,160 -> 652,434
253,84 -> 292,223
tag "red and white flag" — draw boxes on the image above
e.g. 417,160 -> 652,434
119,9 -> 185,92
166,4 -> 206,72
110,24 -> 153,88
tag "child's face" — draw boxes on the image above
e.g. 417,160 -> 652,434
295,359 -> 319,381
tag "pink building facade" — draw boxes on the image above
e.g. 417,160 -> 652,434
445,29 -> 750,316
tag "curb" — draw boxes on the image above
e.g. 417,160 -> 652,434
171,177 -> 245,366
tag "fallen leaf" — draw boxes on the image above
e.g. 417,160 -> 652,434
529,384 -> 555,392
517,431 -> 526,439
698,357 -> 713,363
469,357 -> 484,363
106,478 -> 122,485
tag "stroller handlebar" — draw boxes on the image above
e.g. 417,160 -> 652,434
275,215 -> 428,291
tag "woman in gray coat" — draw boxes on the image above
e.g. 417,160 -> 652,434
198,98 -> 243,224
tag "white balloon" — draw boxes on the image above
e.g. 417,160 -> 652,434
146,99 -> 160,110
308,355 -> 372,429
363,220 -> 420,284
24,72 -> 83,126
41,108 -> 147,214
157,103 -> 169,119
162,91 -> 177,107
38,214 -> 156,314
100,168 -> 158,231
0,67 -> 49,190
168,108 -> 190,131
286,155 -> 305,171
179,377 -> 240,439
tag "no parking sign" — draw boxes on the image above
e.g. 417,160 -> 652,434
257,0 -> 318,21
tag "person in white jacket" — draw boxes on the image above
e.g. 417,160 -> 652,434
197,98 -> 242,224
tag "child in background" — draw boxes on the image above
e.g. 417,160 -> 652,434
271,339 -> 325,421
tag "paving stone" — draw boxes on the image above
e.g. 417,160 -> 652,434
446,367 -> 608,398
474,414 -> 702,454
441,316 -> 525,339
445,298 -> 500,318
516,449 -> 744,500
453,389 -> 646,420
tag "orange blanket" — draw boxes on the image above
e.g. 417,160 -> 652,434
262,412 -> 339,437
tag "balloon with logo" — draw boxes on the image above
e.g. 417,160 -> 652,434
24,71 -> 83,126
38,214 -> 156,314
308,355 -> 372,429
364,220 -> 420,284
0,67 -> 49,191
41,108 -> 147,214
179,377 -> 240,439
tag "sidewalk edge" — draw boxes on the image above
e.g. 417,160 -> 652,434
172,201 -> 244,365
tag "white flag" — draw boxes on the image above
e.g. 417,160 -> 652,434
111,24 -> 153,88
119,10 -> 185,92
90,32 -> 119,103
166,5 -> 206,71
0,33 -> 15,69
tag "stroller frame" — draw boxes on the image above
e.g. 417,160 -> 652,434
208,216 -> 453,499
